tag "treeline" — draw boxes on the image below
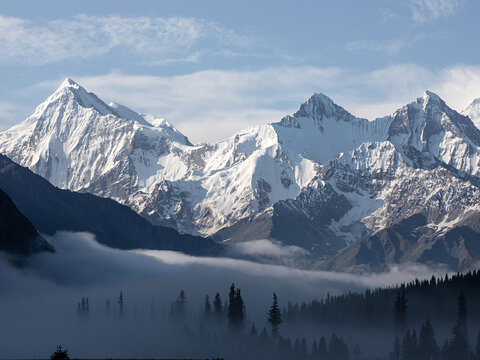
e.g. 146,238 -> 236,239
75,283 -> 357,359
283,270 -> 480,330
390,291 -> 480,360
72,271 -> 480,359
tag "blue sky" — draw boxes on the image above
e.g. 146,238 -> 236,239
1,0 -> 479,143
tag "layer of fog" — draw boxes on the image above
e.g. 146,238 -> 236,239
0,232 -> 450,358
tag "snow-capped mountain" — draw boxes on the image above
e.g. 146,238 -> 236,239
0,78 -> 192,201
2,78 -> 480,270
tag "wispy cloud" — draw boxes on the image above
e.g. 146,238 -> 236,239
345,34 -> 426,56
0,14 -> 250,66
346,38 -> 409,56
409,0 -> 459,22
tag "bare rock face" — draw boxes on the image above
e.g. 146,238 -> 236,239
3,78 -> 480,271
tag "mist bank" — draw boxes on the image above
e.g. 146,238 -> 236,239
0,232 -> 453,359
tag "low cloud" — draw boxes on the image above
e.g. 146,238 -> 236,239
24,231 -> 450,297
229,239 -> 308,258
0,231 -> 451,358
225,239 -> 309,266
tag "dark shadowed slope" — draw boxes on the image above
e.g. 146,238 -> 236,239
0,188 -> 53,254
318,212 -> 480,272
0,155 -> 221,255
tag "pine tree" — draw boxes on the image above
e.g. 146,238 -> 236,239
457,292 -> 468,336
329,333 -> 349,360
204,294 -> 211,316
50,345 -> 70,360
418,319 -> 439,360
394,291 -> 408,334
227,284 -> 245,330
448,292 -> 470,359
234,288 -> 245,327
172,290 -> 187,320
268,292 -> 282,337
228,283 -> 236,327
118,291 -> 124,317
319,336 -> 328,360
213,292 -> 222,314
77,296 -> 90,316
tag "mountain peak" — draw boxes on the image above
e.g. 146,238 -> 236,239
421,90 -> 445,106
54,77 -> 84,95
309,92 -> 334,103
52,77 -> 88,97
293,92 -> 355,122
43,78 -> 120,118
61,77 -> 79,88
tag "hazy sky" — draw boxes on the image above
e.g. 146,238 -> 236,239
1,0 -> 480,143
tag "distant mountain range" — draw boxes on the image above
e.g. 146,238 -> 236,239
2,78 -> 480,271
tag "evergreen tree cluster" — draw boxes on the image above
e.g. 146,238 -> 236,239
76,296 -> 89,315
246,331 -> 352,360
390,292 -> 480,360
227,283 -> 245,330
390,320 -> 439,360
284,271 -> 480,331
69,271 -> 480,359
